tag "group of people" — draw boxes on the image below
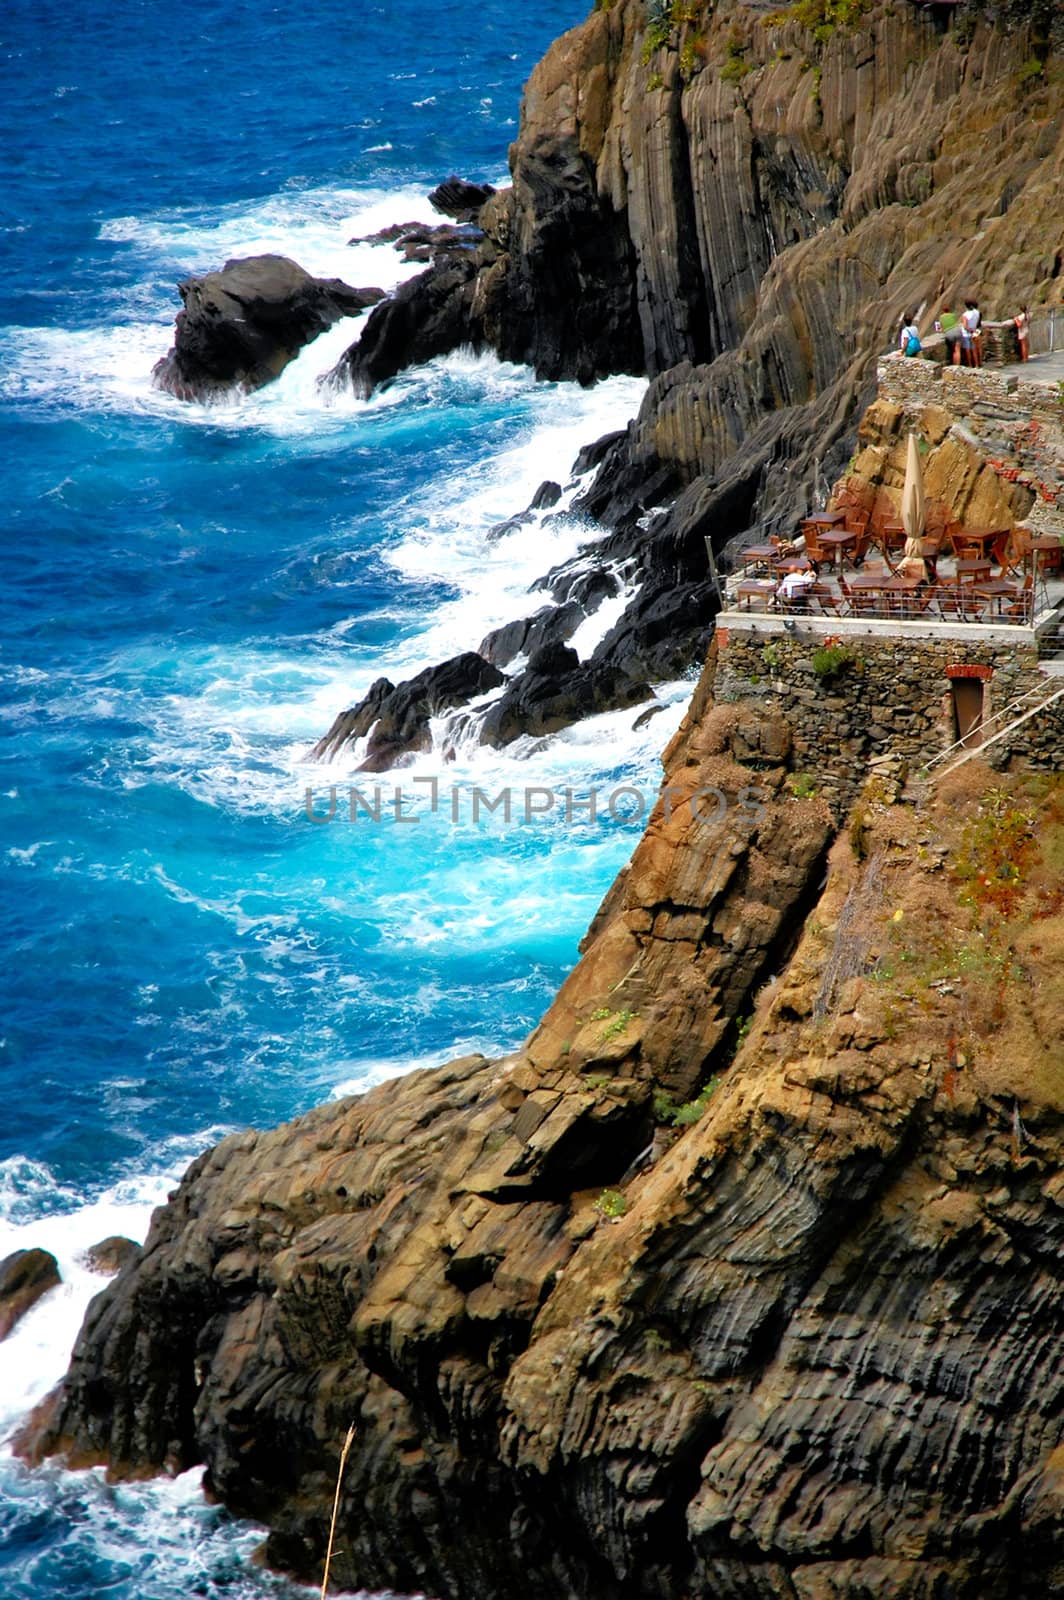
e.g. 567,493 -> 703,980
898,300 -> 1031,365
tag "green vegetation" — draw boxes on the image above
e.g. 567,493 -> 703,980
653,1075 -> 722,1126
594,1188 -> 628,1220
641,0 -> 709,69
811,640 -> 859,681
952,787 -> 1036,921
592,1006 -> 638,1042
768,0 -> 871,45
790,772 -> 818,799
671,1076 -> 721,1125
721,38 -> 752,83
680,34 -> 706,81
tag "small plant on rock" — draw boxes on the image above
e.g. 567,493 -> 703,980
811,640 -> 858,681
594,1188 -> 628,1220
671,1076 -> 721,1125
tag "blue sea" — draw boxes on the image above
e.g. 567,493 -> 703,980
0,1 -> 687,1594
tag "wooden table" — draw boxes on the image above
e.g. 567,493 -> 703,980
972,579 -> 1020,617
953,526 -> 1007,562
802,511 -> 846,530
774,556 -> 813,575
819,528 -> 858,570
734,579 -> 776,611
738,543 -> 778,574
956,558 -> 992,585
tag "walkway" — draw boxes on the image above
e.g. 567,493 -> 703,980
995,350 -> 1064,385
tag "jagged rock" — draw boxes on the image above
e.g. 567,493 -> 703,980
152,254 -> 384,400
571,429 -> 628,478
83,1237 -> 140,1277
479,642 -> 652,747
590,577 -> 717,685
311,653 -> 505,769
326,258 -> 482,398
348,220 -> 428,245
478,599 -> 585,668
428,176 -> 497,222
0,1248 -> 60,1339
528,479 -> 562,510
484,512 -> 532,544
349,221 -> 482,258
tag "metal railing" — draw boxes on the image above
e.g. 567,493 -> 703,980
922,678 -> 1064,780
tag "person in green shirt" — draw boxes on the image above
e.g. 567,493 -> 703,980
935,304 -> 961,365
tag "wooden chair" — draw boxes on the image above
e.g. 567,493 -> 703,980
801,524 -> 828,563
951,530 -> 985,562
839,576 -> 883,618
1003,574 -> 1034,623
936,586 -> 988,622
810,583 -> 844,616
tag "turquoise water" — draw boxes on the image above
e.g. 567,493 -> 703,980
0,1 -> 686,1593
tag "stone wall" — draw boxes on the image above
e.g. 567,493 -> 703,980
712,626 -> 1063,811
876,358 -> 1064,535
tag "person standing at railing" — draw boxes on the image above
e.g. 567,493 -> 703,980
1014,304 -> 1030,361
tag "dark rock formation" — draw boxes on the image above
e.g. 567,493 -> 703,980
152,254 -> 384,400
20,675 -> 1064,1597
428,176 -> 497,222
350,219 -> 484,263
83,1237 -> 140,1277
326,257 -> 481,398
478,641 -> 652,748
478,598 -> 585,668
310,652 -> 505,769
0,1248 -> 60,1339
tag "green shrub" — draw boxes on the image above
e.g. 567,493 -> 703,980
594,1188 -> 628,1220
671,1076 -> 721,1126
811,640 -> 858,680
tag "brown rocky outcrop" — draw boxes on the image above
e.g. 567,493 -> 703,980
20,648 -> 1064,1595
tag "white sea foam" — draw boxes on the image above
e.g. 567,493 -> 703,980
99,180 -> 436,288
1,182 -> 438,420
0,1134 -> 229,1439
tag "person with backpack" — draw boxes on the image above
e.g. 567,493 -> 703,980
899,315 -> 922,357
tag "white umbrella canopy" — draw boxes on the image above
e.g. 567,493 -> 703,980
901,429 -> 926,557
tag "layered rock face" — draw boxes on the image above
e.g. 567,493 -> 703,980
22,658 -> 1064,1597
315,1 -> 1063,765
152,254 -> 383,400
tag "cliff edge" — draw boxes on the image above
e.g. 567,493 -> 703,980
19,653 -> 1064,1596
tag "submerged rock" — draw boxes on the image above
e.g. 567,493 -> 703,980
152,254 -> 384,400
0,1248 -> 60,1339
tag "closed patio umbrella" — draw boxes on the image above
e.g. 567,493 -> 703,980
900,429 -> 926,559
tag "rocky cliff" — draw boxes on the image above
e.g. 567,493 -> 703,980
20,652 -> 1064,1596
21,7 -> 1064,1597
316,0 -> 1063,764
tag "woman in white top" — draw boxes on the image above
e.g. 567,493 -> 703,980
961,301 -> 982,368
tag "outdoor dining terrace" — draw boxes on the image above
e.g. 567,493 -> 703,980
717,504 -> 1064,646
